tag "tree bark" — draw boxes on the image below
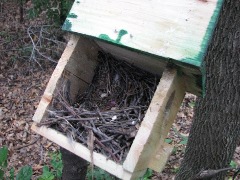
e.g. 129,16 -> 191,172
176,0 -> 240,179
19,0 -> 24,23
60,147 -> 88,180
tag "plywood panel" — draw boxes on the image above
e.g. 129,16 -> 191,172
63,0 -> 223,68
31,124 -> 132,180
32,35 -> 100,123
123,68 -> 185,179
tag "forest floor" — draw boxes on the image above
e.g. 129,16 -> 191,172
0,1 -> 240,180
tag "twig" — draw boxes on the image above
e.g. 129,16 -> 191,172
95,138 -> 119,162
26,25 -> 66,68
194,167 -> 235,179
14,137 -> 41,150
87,130 -> 95,180
39,52 -> 160,162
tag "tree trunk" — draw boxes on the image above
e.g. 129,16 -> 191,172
19,0 -> 24,23
60,148 -> 88,180
176,0 -> 240,179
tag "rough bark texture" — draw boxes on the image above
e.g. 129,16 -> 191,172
176,0 -> 240,179
60,147 -> 88,180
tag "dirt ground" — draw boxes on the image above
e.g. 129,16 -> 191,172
0,1 -> 239,180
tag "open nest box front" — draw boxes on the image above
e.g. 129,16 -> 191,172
32,0 -> 223,179
32,35 -> 182,179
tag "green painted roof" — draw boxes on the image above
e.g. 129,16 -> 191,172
62,0 -> 223,95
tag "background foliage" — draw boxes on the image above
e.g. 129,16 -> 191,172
28,0 -> 74,25
0,146 -> 62,180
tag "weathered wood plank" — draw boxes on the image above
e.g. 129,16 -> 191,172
123,68 -> 185,179
148,143 -> 174,172
152,69 -> 187,163
63,0 -> 223,95
63,0 -> 223,68
32,35 -> 80,123
95,40 -> 167,76
32,34 -> 187,179
65,36 -> 100,84
61,70 -> 88,103
148,75 -> 187,171
96,40 -> 202,95
32,35 -> 100,123
31,124 -> 132,179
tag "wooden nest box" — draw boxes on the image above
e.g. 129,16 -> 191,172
32,0 -> 223,179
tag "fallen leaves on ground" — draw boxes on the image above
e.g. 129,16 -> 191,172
1,1 -> 240,180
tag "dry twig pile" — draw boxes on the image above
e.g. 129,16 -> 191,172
39,52 -> 160,162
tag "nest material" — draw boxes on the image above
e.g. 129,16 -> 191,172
38,52 -> 160,163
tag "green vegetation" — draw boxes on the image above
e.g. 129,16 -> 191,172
86,167 -> 153,180
164,138 -> 173,144
38,152 -> 63,180
230,160 -> 238,168
87,167 -> 115,180
172,128 -> 188,145
0,146 -> 63,180
139,169 -> 153,180
188,101 -> 196,108
16,166 -> 32,180
28,0 -> 74,25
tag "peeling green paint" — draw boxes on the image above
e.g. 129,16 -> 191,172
62,19 -> 72,31
62,0 -> 223,96
98,34 -> 113,43
99,29 -> 128,45
116,29 -> 128,43
180,0 -> 224,67
67,13 -> 78,18
180,0 -> 224,95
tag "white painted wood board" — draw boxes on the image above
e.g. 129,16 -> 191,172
63,0 -> 223,68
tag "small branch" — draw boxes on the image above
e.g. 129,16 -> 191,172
14,137 -> 41,150
194,167 -> 235,179
38,52 -> 160,162
26,25 -> 66,68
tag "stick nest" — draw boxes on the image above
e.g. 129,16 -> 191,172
38,51 -> 160,163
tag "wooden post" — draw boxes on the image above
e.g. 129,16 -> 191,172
123,68 -> 185,179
